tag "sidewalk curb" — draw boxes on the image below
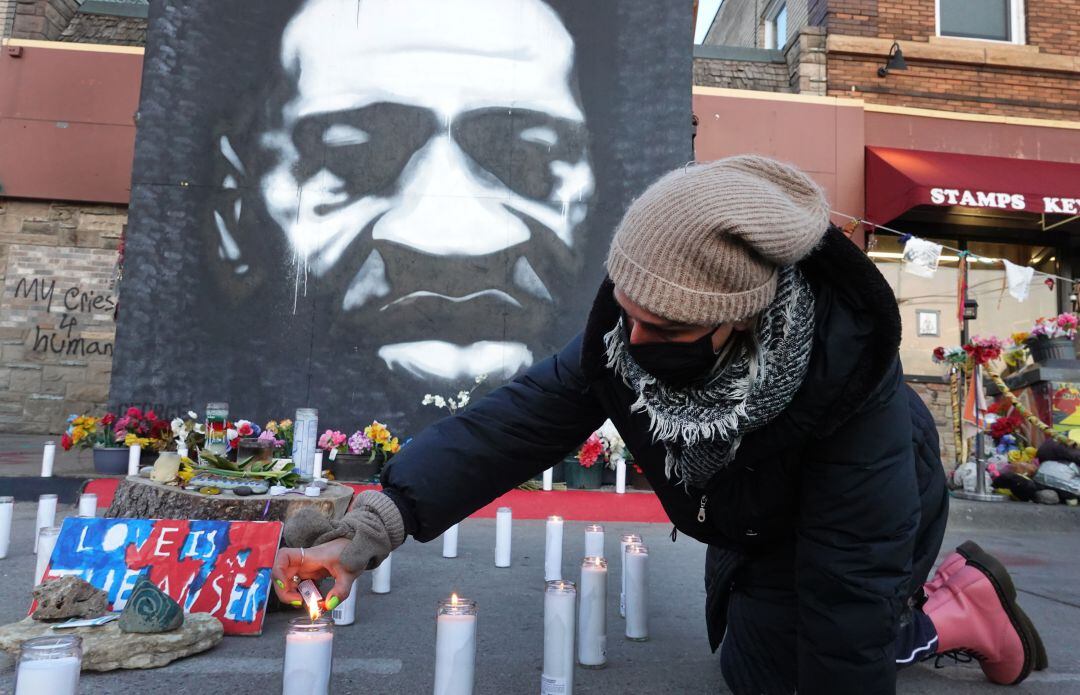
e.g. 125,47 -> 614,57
0,476 -> 92,503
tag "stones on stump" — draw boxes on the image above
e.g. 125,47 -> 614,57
1035,489 -> 1061,505
31,577 -> 109,621
118,576 -> 183,633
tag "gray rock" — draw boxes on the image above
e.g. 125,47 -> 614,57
118,576 -> 184,633
32,576 -> 110,621
233,486 -> 253,496
1035,489 -> 1061,505
0,613 -> 223,671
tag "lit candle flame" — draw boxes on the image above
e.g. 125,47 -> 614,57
451,593 -> 459,607
306,596 -> 322,621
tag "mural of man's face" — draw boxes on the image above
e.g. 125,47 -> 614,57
230,0 -> 594,382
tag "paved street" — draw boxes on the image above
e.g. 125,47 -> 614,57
0,495 -> 1078,694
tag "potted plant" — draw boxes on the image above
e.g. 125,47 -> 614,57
113,407 -> 170,467
327,421 -> 402,482
1026,313 -> 1078,363
565,433 -> 604,489
264,419 -> 294,458
62,413 -> 127,474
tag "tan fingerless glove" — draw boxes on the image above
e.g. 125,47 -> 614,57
283,490 -> 406,573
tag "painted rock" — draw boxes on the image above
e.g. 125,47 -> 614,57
32,576 -> 109,621
118,576 -> 184,633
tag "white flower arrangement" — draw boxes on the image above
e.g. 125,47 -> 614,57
422,374 -> 488,415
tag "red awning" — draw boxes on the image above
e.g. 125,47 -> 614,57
865,147 -> 1080,225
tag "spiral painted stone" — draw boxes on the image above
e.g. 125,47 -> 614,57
118,576 -> 184,634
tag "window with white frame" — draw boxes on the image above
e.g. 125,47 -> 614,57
937,0 -> 1024,43
764,2 -> 788,49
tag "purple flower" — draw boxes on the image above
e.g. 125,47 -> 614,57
348,430 -> 372,455
258,429 -> 285,448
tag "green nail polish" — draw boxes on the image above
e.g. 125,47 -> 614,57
275,579 -> 285,590
290,600 -> 302,607
326,596 -> 340,611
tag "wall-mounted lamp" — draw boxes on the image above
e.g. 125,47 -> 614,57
877,42 -> 907,77
963,298 -> 979,321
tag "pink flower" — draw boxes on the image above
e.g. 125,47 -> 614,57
318,429 -> 347,451
236,421 -> 254,438
577,434 -> 604,468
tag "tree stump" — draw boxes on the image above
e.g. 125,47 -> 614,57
105,477 -> 353,522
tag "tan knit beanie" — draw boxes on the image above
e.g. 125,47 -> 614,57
606,155 -> 829,325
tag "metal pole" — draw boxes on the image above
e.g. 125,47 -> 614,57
953,362 -> 1004,503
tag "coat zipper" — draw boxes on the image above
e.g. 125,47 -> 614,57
697,494 -> 708,523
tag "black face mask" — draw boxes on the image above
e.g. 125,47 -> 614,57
624,317 -> 722,388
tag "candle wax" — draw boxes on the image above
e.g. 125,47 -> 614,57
577,563 -> 606,668
283,630 -> 333,695
494,507 -> 512,568
0,498 -> 12,559
371,553 -> 391,594
78,493 -> 97,518
542,467 -> 553,491
15,655 -> 80,695
545,518 -> 563,582
41,442 -> 56,478
542,589 -> 575,694
614,459 -> 626,494
34,496 -> 56,554
442,524 -> 459,558
434,612 -> 477,695
625,549 -> 649,641
584,528 -> 604,559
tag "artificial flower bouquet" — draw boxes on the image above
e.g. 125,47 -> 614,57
318,421 -> 401,463
576,419 -> 631,469
60,413 -> 119,451
1029,313 -> 1079,341
114,407 -> 169,451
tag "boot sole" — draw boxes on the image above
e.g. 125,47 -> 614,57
957,541 -> 1048,671
956,541 -> 1043,682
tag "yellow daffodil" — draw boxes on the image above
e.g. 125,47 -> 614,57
124,433 -> 151,448
279,419 -> 293,430
365,421 -> 391,444
381,436 -> 400,454
71,427 -> 87,444
265,420 -> 279,434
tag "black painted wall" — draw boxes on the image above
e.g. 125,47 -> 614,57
111,0 -> 693,434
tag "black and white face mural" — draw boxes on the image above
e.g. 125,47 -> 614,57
112,0 -> 690,430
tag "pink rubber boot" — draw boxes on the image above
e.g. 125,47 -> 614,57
923,551 -> 965,597
924,563 -> 1037,685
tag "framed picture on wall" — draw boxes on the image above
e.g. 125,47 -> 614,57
916,309 -> 940,337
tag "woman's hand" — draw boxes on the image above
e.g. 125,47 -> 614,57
271,538 -> 359,612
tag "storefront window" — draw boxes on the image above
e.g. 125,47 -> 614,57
870,235 -> 1058,375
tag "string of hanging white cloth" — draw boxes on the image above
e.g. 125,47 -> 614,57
830,210 -> 1079,287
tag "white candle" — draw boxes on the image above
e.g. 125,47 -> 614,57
312,450 -> 324,480
619,533 -> 642,618
40,441 -> 56,478
332,578 -> 361,626
371,553 -> 391,594
577,557 -> 607,668
545,516 -> 564,581
177,443 -> 189,460
542,467 -> 553,491
127,443 -> 141,476
584,524 -> 604,559
614,458 -> 626,494
78,493 -> 97,518
542,580 -> 576,695
434,595 -> 477,695
624,544 -> 649,641
304,485 -> 321,497
0,496 -> 12,559
283,617 -> 334,695
494,506 -> 512,568
35,526 -> 60,588
15,656 -> 80,695
34,494 -> 57,553
442,524 -> 459,558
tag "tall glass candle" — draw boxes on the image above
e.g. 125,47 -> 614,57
127,443 -> 141,476
442,524 -> 459,558
312,451 -> 324,480
577,557 -> 607,669
618,533 -> 642,618
332,578 -> 361,626
371,553 -> 392,594
494,507 -> 512,568
34,526 -> 60,587
0,496 -> 12,559
40,441 -> 56,478
545,516 -> 564,581
614,458 -> 626,494
542,580 -> 576,695
584,524 -> 604,559
204,402 -> 229,455
624,543 -> 649,641
283,615 -> 334,695
14,635 -> 81,695
78,493 -> 97,518
34,494 -> 57,553
542,467 -> 553,491
291,408 -> 319,478
434,595 -> 477,695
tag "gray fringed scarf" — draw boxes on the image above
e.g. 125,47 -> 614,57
604,265 -> 815,488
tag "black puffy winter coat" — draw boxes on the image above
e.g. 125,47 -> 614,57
382,227 -> 949,694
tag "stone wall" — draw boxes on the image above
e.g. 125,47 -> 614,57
0,199 -> 124,434
908,379 -> 959,471
785,26 -> 827,94
11,0 -> 78,40
58,13 -> 145,45
693,46 -> 793,92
